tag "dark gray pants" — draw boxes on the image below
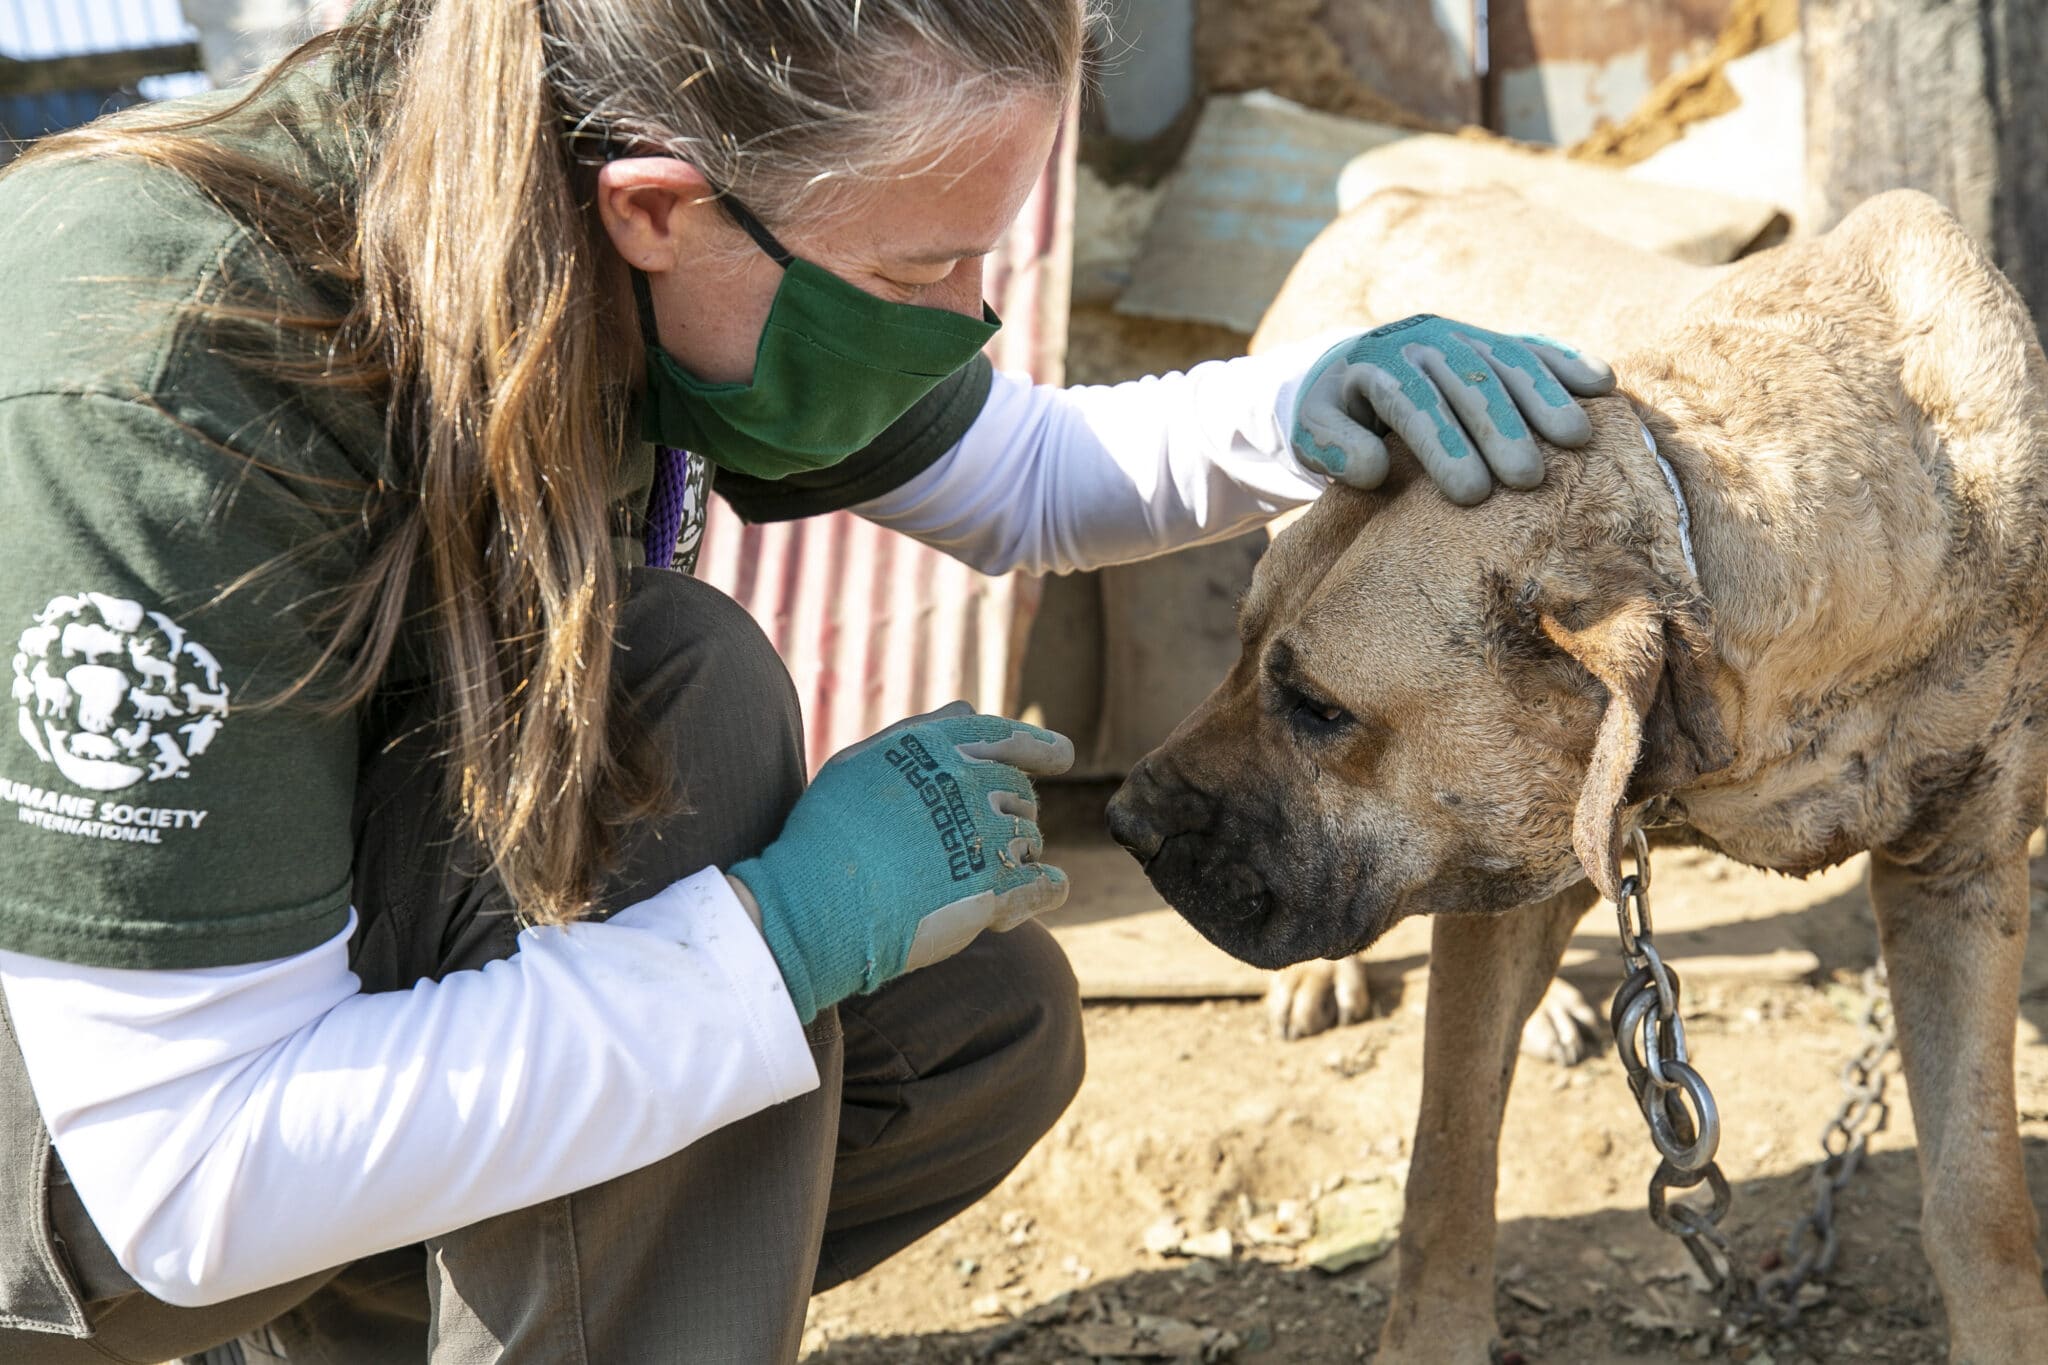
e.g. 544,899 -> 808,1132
0,568 -> 1085,1363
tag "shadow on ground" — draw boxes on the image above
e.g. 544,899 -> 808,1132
804,1140 -> 2048,1365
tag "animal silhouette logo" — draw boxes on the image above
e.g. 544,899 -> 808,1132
12,593 -> 231,792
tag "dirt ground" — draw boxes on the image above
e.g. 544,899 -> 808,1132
799,823 -> 2048,1364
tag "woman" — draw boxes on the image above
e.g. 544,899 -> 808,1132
0,1 -> 1611,1360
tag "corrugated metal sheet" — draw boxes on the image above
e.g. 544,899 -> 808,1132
0,0 -> 192,56
0,0 -> 205,146
697,107 -> 1077,769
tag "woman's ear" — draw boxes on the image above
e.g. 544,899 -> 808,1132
1528,556 -> 1733,900
593,157 -> 717,273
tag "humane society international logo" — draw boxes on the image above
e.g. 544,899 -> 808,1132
7,592 -> 223,845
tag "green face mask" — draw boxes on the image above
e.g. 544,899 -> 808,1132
635,193 -> 1001,481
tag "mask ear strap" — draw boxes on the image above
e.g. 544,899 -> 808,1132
622,172 -> 791,349
630,269 -> 662,349
715,192 -> 796,269
601,136 -> 675,350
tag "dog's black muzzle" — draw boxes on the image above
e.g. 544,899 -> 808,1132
1109,754 -> 1387,968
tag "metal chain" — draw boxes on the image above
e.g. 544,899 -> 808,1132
1752,961 -> 1895,1325
1607,829 -> 1748,1307
1606,830 -> 1898,1330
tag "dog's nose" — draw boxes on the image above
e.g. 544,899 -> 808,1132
1107,763 -> 1168,862
1107,795 -> 1165,862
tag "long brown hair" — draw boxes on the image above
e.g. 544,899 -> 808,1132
5,0 -> 1091,924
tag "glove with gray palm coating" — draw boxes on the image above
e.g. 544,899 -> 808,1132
729,703 -> 1074,1023
1291,314 -> 1615,504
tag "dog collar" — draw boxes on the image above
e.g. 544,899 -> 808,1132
1637,419 -> 1699,582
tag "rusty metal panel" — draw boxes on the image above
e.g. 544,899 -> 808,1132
1318,0 -> 1482,127
696,108 -> 1076,768
1487,0 -> 1730,145
1195,0 -> 1478,129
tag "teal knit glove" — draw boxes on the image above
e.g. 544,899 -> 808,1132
730,704 -> 1075,1023
1290,314 -> 1614,505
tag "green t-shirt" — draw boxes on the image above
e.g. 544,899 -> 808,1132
0,62 -> 984,970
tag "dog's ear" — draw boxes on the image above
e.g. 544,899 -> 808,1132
1533,566 -> 1733,901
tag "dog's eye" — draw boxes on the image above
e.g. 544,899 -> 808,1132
1288,691 -> 1352,734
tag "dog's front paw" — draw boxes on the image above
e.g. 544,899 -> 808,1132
1265,955 -> 1370,1040
1377,1297 -> 1499,1365
1518,978 -> 1602,1067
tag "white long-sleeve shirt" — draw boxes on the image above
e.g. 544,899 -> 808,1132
858,335 -> 1336,575
0,344 -> 1333,1307
0,872 -> 816,1306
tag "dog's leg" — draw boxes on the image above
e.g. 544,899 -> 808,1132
1378,885 -> 1597,1364
1869,847 -> 2048,1363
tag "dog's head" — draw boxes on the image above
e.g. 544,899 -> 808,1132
1107,407 -> 1733,967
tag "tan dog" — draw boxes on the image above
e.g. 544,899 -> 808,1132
1257,185 -> 1724,1050
1107,189 -> 2048,1363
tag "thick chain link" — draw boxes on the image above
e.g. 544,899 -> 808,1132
1608,830 -> 1747,1305
1606,831 -> 1897,1330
